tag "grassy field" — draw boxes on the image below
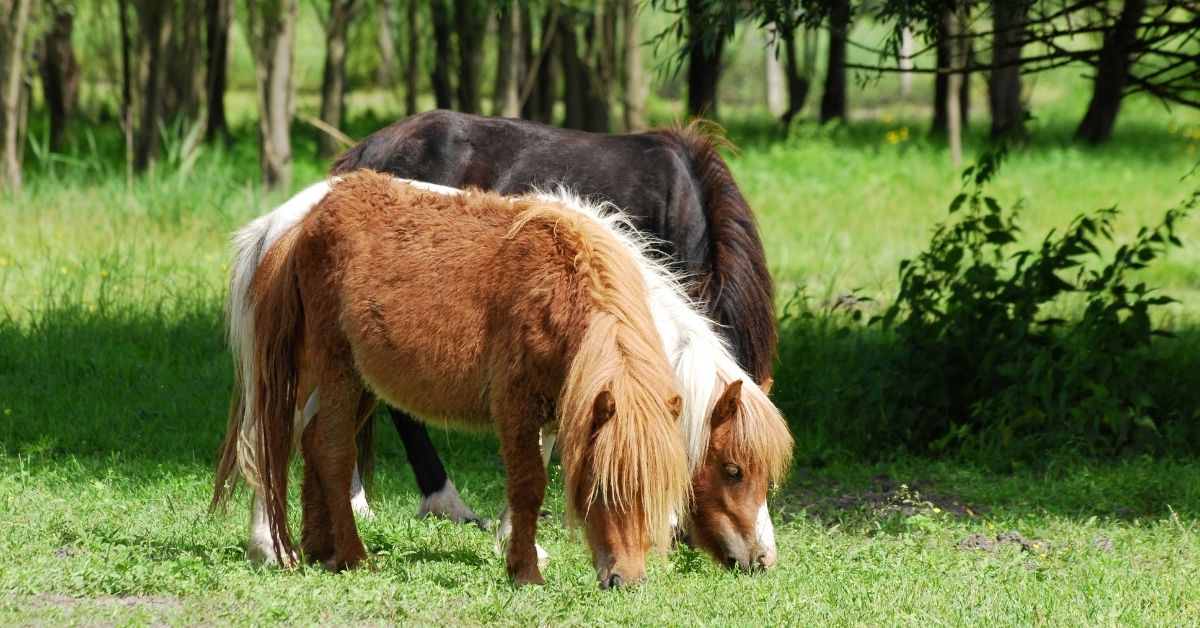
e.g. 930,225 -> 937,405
3,66 -> 1200,622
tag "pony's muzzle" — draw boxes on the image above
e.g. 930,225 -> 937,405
600,572 -> 624,590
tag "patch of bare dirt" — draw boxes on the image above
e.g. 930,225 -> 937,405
786,474 -> 985,520
20,593 -> 182,613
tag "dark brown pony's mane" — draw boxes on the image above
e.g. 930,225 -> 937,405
647,122 -> 776,383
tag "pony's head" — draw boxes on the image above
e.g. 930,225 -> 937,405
687,377 -> 792,571
569,386 -> 687,589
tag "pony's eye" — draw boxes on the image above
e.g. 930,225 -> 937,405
723,463 -> 743,479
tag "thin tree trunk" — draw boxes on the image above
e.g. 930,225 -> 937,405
167,0 -> 205,123
493,0 -> 522,117
621,0 -> 645,130
1075,0 -> 1147,145
686,0 -> 724,118
765,24 -> 785,118
932,26 -> 969,138
780,25 -> 812,128
39,5 -> 79,153
376,0 -> 396,87
559,8 -> 586,129
245,0 -> 297,190
119,0 -> 133,188
582,3 -> 615,132
405,0 -> 419,115
0,0 -> 37,190
988,0 -> 1026,142
453,0 -> 483,114
206,0 -> 233,144
431,0 -> 453,109
899,26 -> 914,98
134,0 -> 173,173
319,0 -> 357,158
819,0 -> 849,123
945,7 -> 969,165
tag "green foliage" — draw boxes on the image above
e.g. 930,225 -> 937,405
875,146 -> 1197,455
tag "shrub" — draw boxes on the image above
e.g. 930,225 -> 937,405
873,146 -> 1197,456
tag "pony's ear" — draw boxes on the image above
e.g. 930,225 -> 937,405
668,395 -> 683,419
592,390 -> 617,432
711,380 -> 743,429
760,377 -> 774,395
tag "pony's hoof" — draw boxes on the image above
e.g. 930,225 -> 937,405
247,542 -> 298,568
510,569 -> 545,587
419,480 -> 483,527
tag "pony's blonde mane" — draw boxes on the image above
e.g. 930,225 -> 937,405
507,201 -> 690,550
529,187 -> 793,483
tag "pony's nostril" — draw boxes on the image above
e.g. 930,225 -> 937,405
606,573 -> 623,589
753,553 -> 768,572
724,555 -> 739,570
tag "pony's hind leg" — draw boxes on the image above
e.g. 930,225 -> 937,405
493,390 -> 550,586
300,373 -> 373,571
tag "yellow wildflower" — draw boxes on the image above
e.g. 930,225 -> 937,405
899,126 -> 910,141
1168,124 -> 1179,135
100,270 -> 109,278
932,507 -> 942,514
882,114 -> 894,124
886,131 -> 901,144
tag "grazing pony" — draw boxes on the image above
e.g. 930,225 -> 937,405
219,172 -> 689,587
330,110 -> 779,543
214,177 -> 793,574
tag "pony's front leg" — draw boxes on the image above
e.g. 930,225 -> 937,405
494,431 -> 556,566
495,398 -> 549,586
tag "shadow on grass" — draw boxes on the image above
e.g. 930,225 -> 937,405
5,297 -> 1200,524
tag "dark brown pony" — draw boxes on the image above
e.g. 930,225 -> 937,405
225,172 -> 689,587
332,111 -> 779,550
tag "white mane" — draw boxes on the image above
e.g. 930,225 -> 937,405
527,186 -> 770,472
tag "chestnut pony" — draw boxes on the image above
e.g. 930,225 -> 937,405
224,172 -> 689,587
214,177 -> 793,574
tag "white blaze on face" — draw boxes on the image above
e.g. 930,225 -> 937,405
756,502 -> 777,569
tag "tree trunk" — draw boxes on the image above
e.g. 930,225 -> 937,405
780,25 -> 813,128
431,0 -> 453,109
559,8 -> 586,129
819,0 -> 849,123
376,0 -> 396,87
134,0 -> 173,173
765,24 -> 785,118
319,0 -> 357,158
119,0 -> 133,188
245,0 -> 297,190
453,0 -> 483,114
167,0 -> 205,123
405,0 -> 419,115
205,0 -> 233,144
1075,0 -> 1147,145
621,0 -> 646,131
492,0 -> 522,117
899,26 -> 914,98
582,3 -> 615,132
945,7 -> 969,165
39,5 -> 79,153
932,26 -> 969,138
522,4 -> 559,124
0,0 -> 37,191
686,0 -> 724,118
988,0 -> 1026,142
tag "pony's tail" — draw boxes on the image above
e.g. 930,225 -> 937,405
518,206 -> 690,551
210,379 -> 245,512
655,122 -> 777,383
243,228 -> 306,560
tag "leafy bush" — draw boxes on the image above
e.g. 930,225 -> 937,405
874,146 -> 1196,455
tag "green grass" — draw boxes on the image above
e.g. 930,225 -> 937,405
3,79 -> 1200,622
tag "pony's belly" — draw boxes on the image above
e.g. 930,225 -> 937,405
350,342 -> 492,430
